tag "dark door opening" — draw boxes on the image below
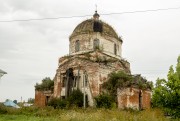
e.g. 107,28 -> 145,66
139,90 -> 142,110
45,96 -> 50,106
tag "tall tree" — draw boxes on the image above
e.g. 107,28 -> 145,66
35,77 -> 54,91
152,56 -> 180,118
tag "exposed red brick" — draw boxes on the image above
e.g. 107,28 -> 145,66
117,88 -> 151,110
142,90 -> 151,109
35,91 -> 46,107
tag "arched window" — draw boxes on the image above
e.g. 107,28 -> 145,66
75,40 -> 80,52
114,43 -> 117,55
93,39 -> 99,50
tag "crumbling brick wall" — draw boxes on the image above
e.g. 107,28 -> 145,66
142,90 -> 151,109
53,51 -> 131,107
35,90 -> 53,107
117,87 -> 151,110
35,91 -> 46,107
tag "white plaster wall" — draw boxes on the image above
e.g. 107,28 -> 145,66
61,88 -> 65,96
69,33 -> 122,59
53,72 -> 61,98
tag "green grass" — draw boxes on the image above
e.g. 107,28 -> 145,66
0,115 -> 56,121
0,105 -> 179,121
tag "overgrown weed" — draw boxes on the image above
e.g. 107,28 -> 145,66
0,105 -> 179,121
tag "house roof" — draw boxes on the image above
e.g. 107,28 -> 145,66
3,100 -> 20,108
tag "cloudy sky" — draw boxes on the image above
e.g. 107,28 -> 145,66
0,0 -> 180,102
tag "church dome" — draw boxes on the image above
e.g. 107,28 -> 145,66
70,19 -> 122,41
69,11 -> 123,58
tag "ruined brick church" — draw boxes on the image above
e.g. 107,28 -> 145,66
35,11 -> 151,109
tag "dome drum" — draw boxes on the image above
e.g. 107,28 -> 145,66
69,33 -> 122,59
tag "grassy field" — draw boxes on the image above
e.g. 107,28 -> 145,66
0,105 -> 179,121
0,115 -> 56,121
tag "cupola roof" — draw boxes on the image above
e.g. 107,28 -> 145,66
70,18 -> 122,41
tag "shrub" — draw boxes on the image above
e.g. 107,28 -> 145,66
102,71 -> 133,102
48,89 -> 84,109
67,89 -> 83,107
48,98 -> 66,109
95,93 -> 114,109
57,100 -> 67,109
103,71 -> 152,104
0,103 -> 8,114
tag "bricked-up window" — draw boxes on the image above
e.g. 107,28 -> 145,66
93,39 -> 99,50
75,40 -> 80,52
62,77 -> 66,87
93,21 -> 102,32
114,43 -> 117,55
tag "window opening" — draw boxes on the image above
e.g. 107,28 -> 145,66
75,40 -> 80,52
93,39 -> 99,50
114,43 -> 117,55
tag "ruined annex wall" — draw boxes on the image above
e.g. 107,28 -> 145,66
117,88 -> 139,109
142,90 -> 151,109
35,91 -> 46,107
117,87 -> 151,110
